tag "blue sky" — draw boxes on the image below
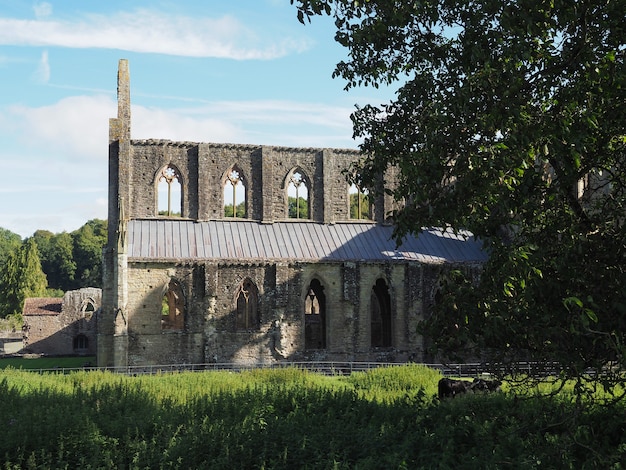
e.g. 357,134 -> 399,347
0,0 -> 391,238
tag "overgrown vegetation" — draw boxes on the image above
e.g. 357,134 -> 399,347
0,365 -> 625,468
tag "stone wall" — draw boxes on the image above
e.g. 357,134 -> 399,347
110,259 -> 443,366
23,288 -> 101,356
123,141 -> 384,224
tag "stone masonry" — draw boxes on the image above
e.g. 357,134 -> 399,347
98,59 -> 486,368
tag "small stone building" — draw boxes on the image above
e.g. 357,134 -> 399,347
22,288 -> 100,356
97,60 -> 487,368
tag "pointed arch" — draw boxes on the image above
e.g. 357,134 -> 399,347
371,278 -> 392,347
305,278 -> 326,349
223,165 -> 247,218
285,167 -> 310,219
81,298 -> 97,320
156,164 -> 182,217
161,278 -> 185,330
235,278 -> 259,330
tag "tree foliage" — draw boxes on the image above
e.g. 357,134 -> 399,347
32,230 -> 74,291
0,228 -> 21,267
31,220 -> 106,291
349,191 -> 370,219
293,0 -> 626,391
224,202 -> 246,218
0,238 -> 47,317
72,219 -> 107,288
288,196 -> 309,218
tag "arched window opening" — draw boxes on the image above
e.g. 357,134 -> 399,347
235,278 -> 259,330
287,170 -> 309,219
161,279 -> 185,330
305,279 -> 326,349
349,183 -> 371,220
371,278 -> 392,347
81,299 -> 96,320
73,334 -> 88,352
157,165 -> 182,217
223,167 -> 246,218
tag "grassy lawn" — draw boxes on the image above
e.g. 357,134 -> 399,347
0,355 -> 96,370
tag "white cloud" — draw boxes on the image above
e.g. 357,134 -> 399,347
6,94 -> 115,160
0,94 -> 356,237
33,50 -> 50,83
0,9 -> 311,59
132,100 -> 354,145
3,94 -> 353,163
33,2 -> 53,19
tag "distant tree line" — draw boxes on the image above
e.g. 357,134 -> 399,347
0,219 -> 107,319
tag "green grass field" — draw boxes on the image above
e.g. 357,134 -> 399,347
0,364 -> 624,468
0,355 -> 95,370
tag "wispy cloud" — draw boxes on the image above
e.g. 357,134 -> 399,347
33,50 -> 50,83
1,94 -> 356,165
0,9 -> 311,59
6,95 -> 115,160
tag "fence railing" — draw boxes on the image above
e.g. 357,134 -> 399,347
15,360 -> 566,377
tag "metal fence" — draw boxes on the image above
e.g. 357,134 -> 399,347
15,360 -> 565,377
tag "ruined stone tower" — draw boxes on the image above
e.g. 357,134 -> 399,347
98,59 -> 486,368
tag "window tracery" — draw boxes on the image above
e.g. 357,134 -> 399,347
287,170 -> 309,219
161,279 -> 185,330
235,278 -> 259,330
305,279 -> 326,349
157,165 -> 182,217
224,167 -> 246,218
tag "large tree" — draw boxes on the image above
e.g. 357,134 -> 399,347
0,228 -> 21,267
32,230 -> 76,291
0,238 -> 48,317
72,219 -> 107,288
31,220 -> 106,291
294,0 -> 626,390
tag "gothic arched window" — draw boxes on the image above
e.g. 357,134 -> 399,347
161,279 -> 185,330
371,278 -> 392,347
223,166 -> 247,218
287,169 -> 310,219
157,164 -> 182,217
305,279 -> 326,349
349,183 -> 371,220
235,278 -> 259,330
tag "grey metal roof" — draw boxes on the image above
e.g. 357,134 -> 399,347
126,219 -> 487,264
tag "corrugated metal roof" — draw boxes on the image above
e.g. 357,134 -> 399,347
127,219 -> 487,264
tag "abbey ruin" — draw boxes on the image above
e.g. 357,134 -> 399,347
97,60 -> 486,368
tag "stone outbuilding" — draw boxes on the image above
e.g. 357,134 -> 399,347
22,288 -> 100,356
98,60 -> 487,368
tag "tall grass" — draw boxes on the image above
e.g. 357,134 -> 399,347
0,365 -> 625,468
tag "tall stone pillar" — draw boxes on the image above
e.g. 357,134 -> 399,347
98,59 -> 131,367
261,146 -> 274,223
322,149 -> 335,224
